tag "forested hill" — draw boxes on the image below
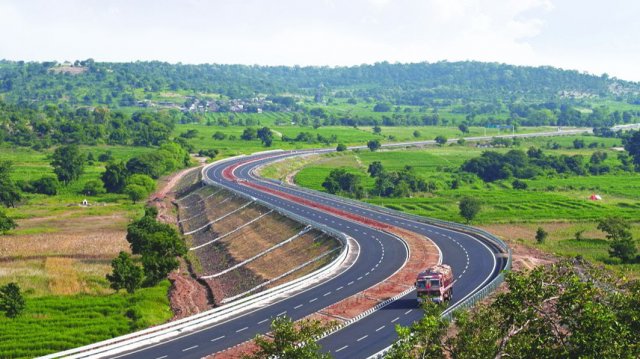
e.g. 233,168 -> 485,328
1,60 -> 638,106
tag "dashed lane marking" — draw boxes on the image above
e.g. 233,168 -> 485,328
182,345 -> 198,352
392,317 -> 399,323
236,327 -> 248,333
294,304 -> 303,309
335,345 -> 348,353
258,318 -> 269,324
376,325 -> 385,332
211,336 -> 225,342
357,335 -> 368,342
310,298 -> 318,303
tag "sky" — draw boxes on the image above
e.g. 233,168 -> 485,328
1,0 -> 638,81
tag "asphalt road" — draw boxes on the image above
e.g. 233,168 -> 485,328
116,147 -> 509,359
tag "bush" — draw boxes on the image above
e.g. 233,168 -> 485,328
536,227 -> 548,244
81,180 -> 105,196
512,179 -> 528,190
336,143 -> 347,152
30,176 -> 60,195
0,283 -> 25,318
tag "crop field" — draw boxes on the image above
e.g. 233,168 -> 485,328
292,138 -> 640,223
0,144 -> 175,358
0,281 -> 172,359
173,121 -> 569,158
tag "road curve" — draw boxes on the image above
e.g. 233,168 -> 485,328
116,148 -> 509,359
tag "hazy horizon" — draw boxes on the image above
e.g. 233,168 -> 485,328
1,0 -> 638,81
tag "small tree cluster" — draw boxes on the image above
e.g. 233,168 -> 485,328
107,207 -> 187,292
0,283 -> 25,318
598,217 -> 637,263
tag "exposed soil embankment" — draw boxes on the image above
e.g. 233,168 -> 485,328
212,225 -> 440,358
175,186 -> 342,306
150,165 -> 213,319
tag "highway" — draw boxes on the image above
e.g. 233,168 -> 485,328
112,146 -> 509,359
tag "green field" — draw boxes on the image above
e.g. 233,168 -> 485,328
0,281 -> 172,359
292,136 -> 639,223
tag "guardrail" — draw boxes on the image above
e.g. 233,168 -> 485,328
248,168 -> 512,359
212,154 -> 512,359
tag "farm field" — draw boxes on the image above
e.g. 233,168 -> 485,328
0,145 -> 175,358
173,122 -> 574,157
274,134 -> 640,275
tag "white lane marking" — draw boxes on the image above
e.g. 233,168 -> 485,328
335,345 -> 348,353
277,311 -> 287,317
236,327 -> 248,333
182,345 -> 198,352
258,318 -> 269,324
376,325 -> 385,332
391,317 -> 399,323
294,304 -> 303,309
309,298 -> 317,303
323,292 -> 331,296
357,335 -> 368,342
155,356 -> 167,359
211,336 -> 225,342
348,281 -> 354,285
357,276 -> 363,280
336,286 -> 344,291
405,309 -> 412,315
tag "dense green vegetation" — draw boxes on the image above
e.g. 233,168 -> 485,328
0,281 -> 172,359
386,260 -> 640,359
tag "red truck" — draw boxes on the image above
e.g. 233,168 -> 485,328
415,264 -> 453,304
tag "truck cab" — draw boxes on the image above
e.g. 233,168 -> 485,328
416,264 -> 453,304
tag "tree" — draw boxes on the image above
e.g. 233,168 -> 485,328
367,139 -> 381,152
367,161 -> 385,177
81,180 -> 105,196
435,135 -> 447,146
31,176 -> 59,195
413,130 -> 421,138
212,131 -> 227,140
459,196 -> 481,223
535,227 -> 548,244
125,184 -> 148,203
0,161 -> 21,207
512,179 -> 528,190
106,252 -> 143,294
0,283 -> 25,318
127,174 -> 156,194
608,237 -> 637,263
458,124 -> 469,134
241,127 -> 257,141
373,125 -> 382,134
336,143 -> 347,152
597,217 -> 632,241
373,103 -> 391,112
386,304 -> 447,359
624,130 -> 640,170
51,145 -> 85,184
0,210 -> 17,234
257,127 -> 273,147
102,161 -> 129,193
248,316 -> 331,359
573,138 -> 585,149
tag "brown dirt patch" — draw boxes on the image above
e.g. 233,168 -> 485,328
167,268 -> 212,320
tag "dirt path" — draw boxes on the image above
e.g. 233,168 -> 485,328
150,162 -> 214,319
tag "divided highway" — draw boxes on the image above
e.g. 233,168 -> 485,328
114,148 -> 510,359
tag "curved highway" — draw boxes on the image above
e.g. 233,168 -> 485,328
116,149 -> 508,359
